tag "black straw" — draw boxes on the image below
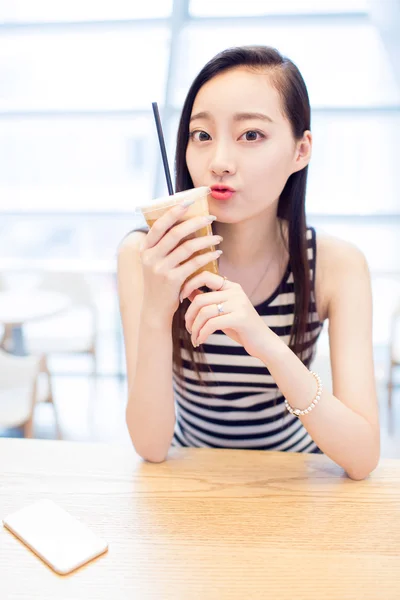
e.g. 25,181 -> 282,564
152,102 -> 174,196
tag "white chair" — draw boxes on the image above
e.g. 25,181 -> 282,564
23,272 -> 99,378
370,277 -> 400,411
0,324 -> 5,347
0,273 -> 10,348
0,349 -> 59,438
388,303 -> 400,409
0,276 -> 12,349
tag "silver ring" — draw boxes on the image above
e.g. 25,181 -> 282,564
216,303 -> 225,314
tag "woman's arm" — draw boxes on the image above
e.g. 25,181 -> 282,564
117,232 -> 176,462
257,237 -> 380,480
118,203 -> 224,462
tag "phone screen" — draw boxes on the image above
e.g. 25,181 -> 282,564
2,499 -> 108,575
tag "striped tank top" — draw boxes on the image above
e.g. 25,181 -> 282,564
172,227 -> 324,453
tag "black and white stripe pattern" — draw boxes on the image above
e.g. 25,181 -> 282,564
172,227 -> 324,454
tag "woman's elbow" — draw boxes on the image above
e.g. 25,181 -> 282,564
347,469 -> 371,481
127,434 -> 169,464
346,454 -> 380,481
140,450 -> 168,463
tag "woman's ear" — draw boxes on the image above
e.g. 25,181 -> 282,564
292,130 -> 312,174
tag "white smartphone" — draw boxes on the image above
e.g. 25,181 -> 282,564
2,499 -> 108,575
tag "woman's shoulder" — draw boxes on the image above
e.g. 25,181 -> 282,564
117,230 -> 148,286
315,230 -> 368,271
314,230 -> 370,321
118,230 -> 147,255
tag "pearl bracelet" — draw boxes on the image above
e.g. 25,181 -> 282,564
284,371 -> 323,417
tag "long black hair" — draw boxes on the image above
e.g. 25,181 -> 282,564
172,45 -> 312,381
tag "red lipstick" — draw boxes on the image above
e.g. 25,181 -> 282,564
210,185 -> 236,201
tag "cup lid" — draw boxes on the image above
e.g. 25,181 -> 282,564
137,186 -> 210,213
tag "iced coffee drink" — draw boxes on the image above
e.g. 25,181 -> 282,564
139,187 -> 219,280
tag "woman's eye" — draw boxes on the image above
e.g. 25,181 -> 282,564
190,130 -> 211,142
241,130 -> 265,141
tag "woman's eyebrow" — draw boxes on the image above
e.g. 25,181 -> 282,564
189,111 -> 212,123
233,112 -> 273,123
189,111 -> 273,123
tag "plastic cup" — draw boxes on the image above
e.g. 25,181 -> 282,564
138,186 -> 219,281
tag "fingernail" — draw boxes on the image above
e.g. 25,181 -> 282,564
180,197 -> 196,208
205,215 -> 217,223
215,250 -> 223,256
179,294 -> 183,303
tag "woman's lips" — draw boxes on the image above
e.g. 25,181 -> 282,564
210,189 -> 235,200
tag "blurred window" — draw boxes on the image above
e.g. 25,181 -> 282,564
189,0 -> 369,16
0,0 -> 173,22
0,1 -> 398,217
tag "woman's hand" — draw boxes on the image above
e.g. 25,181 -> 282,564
180,271 -> 272,360
139,203 -> 222,322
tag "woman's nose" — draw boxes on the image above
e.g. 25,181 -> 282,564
211,165 -> 234,177
209,148 -> 236,178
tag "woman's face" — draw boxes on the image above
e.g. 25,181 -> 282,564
185,67 -> 311,223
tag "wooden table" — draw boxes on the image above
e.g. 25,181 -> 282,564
1,438 -> 399,599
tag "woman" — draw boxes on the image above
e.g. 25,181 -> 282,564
118,46 -> 379,479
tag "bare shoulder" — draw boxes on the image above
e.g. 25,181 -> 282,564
117,231 -> 147,270
117,231 -> 147,305
316,232 -> 368,272
315,232 -> 370,320
118,230 -> 147,256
